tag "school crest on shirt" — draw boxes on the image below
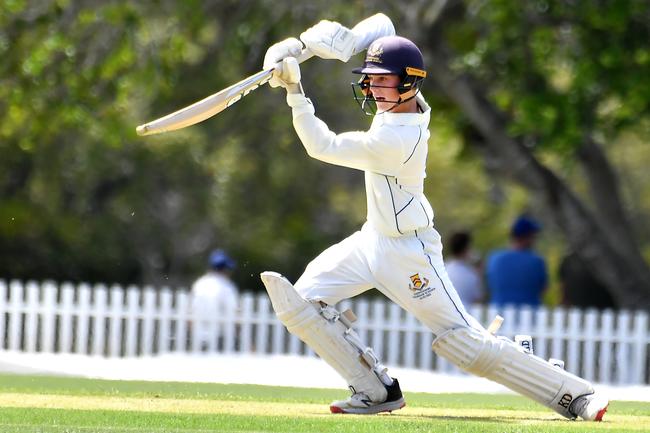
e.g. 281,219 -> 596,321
409,273 -> 429,291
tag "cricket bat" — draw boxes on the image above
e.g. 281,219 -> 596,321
136,50 -> 313,136
136,13 -> 394,136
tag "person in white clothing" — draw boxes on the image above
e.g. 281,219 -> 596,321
191,249 -> 238,350
445,231 -> 484,306
259,18 -> 608,421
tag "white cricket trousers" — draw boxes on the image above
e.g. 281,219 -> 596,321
295,223 -> 483,336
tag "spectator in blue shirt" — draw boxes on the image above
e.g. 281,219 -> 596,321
486,215 -> 548,307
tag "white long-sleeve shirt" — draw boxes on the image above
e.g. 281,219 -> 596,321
287,92 -> 434,237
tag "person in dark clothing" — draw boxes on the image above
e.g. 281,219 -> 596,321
559,252 -> 616,310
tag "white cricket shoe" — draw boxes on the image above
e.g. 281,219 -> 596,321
570,392 -> 609,421
330,378 -> 405,414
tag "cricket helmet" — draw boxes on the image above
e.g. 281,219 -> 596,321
351,35 -> 427,114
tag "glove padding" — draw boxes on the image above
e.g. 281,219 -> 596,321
300,20 -> 358,62
263,37 -> 303,88
273,57 -> 301,89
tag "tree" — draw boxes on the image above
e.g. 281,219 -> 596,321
3,0 -> 650,307
396,0 -> 650,308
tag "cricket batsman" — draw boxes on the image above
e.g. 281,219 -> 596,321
259,15 -> 609,421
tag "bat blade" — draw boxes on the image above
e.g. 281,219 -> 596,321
136,68 -> 274,136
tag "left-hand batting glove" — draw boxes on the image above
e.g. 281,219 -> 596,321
263,37 -> 303,88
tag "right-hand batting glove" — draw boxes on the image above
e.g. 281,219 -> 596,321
274,57 -> 301,89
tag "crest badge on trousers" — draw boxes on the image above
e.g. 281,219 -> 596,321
409,273 -> 429,291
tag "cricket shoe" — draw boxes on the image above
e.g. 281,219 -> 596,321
330,378 -> 405,414
569,392 -> 609,421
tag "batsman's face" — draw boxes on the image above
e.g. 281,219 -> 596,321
368,74 -> 401,110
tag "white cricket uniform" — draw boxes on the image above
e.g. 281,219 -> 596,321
286,92 -> 483,336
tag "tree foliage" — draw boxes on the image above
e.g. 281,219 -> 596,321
2,1 -> 650,307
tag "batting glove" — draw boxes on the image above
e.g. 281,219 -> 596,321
274,57 -> 301,89
263,37 -> 303,88
300,20 -> 358,62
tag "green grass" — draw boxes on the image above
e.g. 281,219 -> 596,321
0,373 -> 648,432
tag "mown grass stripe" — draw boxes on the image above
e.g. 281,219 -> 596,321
0,404 -> 649,433
3,392 -> 650,424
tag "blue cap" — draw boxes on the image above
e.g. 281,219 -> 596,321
209,249 -> 235,270
511,216 -> 541,238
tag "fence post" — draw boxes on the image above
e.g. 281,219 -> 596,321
158,289 -> 173,354
92,285 -> 108,356
124,286 -> 140,357
141,287 -> 156,356
8,281 -> 24,351
24,281 -> 39,353
222,296 -> 237,354
174,291 -> 189,353
108,285 -> 123,357
0,280 -> 6,350
419,326 -> 433,370
631,311 -> 648,385
403,312 -> 417,368
534,307 -> 549,359
255,295 -> 270,355
582,309 -> 598,382
599,310 -> 614,384
566,308 -> 581,375
239,294 -> 254,354
614,311 -> 631,384
204,301 -> 221,354
58,283 -> 75,354
41,281 -> 57,353
550,307 -> 565,360
387,303 -> 401,366
76,284 -> 91,355
270,295 -> 284,355
519,306 -> 533,335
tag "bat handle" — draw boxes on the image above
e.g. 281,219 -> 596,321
270,48 -> 314,72
296,48 -> 315,64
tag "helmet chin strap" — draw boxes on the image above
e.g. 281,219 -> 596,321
375,91 -> 418,114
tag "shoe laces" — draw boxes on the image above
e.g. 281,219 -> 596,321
569,394 -> 589,417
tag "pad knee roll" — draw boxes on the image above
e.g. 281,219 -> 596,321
261,271 -> 388,402
432,327 -> 594,419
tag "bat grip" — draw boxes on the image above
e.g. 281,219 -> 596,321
270,48 -> 314,71
296,48 -> 315,64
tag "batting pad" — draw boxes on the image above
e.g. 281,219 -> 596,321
260,271 -> 388,402
432,327 -> 594,419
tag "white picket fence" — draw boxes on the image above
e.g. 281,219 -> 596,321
0,280 -> 648,385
